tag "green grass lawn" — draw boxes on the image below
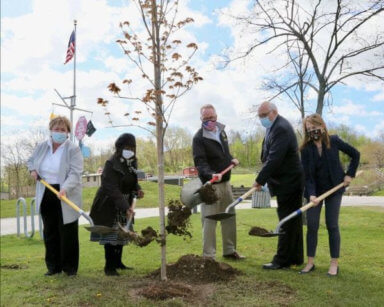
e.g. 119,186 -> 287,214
1,206 -> 383,306
372,190 -> 384,196
1,181 -> 181,218
230,173 -> 255,187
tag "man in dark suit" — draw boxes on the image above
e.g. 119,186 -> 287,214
254,101 -> 304,269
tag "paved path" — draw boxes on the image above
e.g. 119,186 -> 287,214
1,196 -> 383,236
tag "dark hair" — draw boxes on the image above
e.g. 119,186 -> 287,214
114,133 -> 136,158
115,133 -> 136,149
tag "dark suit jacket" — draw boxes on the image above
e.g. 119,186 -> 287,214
256,115 -> 303,196
300,135 -> 360,199
192,122 -> 233,184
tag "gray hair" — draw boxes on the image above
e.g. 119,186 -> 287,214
200,104 -> 216,115
269,102 -> 277,112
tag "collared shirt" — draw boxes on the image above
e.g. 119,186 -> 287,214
204,126 -> 222,145
39,139 -> 67,184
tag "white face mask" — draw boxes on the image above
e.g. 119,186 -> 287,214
122,149 -> 134,160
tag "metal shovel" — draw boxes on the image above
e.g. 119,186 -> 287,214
206,186 -> 257,220
257,176 -> 360,237
118,196 -> 137,236
196,163 -> 235,204
38,178 -> 115,234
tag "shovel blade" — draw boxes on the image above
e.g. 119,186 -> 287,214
84,225 -> 117,234
206,212 -> 235,221
258,232 -> 282,237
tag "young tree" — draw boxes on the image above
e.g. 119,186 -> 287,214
227,0 -> 384,115
97,0 -> 202,280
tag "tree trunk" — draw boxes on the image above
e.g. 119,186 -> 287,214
316,83 -> 326,115
152,0 -> 167,281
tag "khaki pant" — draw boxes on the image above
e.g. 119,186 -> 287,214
201,181 -> 236,258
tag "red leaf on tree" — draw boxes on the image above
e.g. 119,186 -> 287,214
108,83 -> 121,95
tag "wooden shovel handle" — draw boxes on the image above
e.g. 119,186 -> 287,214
301,170 -> 363,213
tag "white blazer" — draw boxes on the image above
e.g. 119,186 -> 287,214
27,139 -> 83,224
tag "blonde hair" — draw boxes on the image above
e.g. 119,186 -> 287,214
300,113 -> 330,150
49,116 -> 72,133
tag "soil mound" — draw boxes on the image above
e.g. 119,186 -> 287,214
137,281 -> 193,300
150,254 -> 241,283
249,226 -> 271,236
166,200 -> 192,238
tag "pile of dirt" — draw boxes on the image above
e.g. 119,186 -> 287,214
136,226 -> 158,247
249,226 -> 272,236
137,281 -> 193,300
199,184 -> 218,204
0,264 -> 28,270
150,254 -> 241,283
119,226 -> 158,247
165,200 -> 192,238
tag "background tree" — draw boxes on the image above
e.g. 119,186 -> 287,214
228,0 -> 384,115
1,129 -> 47,198
164,126 -> 192,172
97,0 -> 202,280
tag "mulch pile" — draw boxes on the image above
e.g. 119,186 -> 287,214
149,254 -> 241,284
165,200 -> 192,238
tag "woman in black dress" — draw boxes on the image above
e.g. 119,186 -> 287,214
90,133 -> 144,276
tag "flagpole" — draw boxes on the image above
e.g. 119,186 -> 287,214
71,19 -> 77,142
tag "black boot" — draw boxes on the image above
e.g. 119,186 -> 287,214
114,245 -> 133,270
104,244 -> 119,276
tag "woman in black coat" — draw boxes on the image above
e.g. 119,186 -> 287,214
300,114 -> 359,276
90,133 -> 144,276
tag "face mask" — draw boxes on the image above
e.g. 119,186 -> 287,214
308,129 -> 322,141
260,117 -> 273,129
51,132 -> 67,144
122,149 -> 134,160
202,120 -> 216,131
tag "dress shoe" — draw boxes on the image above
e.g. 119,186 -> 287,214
262,262 -> 287,270
44,270 -> 61,276
299,264 -> 315,274
223,251 -> 246,260
104,267 -> 119,276
116,263 -> 133,270
327,266 -> 339,277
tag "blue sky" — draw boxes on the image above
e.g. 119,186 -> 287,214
1,0 -> 383,152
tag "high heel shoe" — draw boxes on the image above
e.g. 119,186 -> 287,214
299,264 -> 315,274
327,266 -> 339,277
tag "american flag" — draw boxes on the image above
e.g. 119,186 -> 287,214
64,31 -> 75,64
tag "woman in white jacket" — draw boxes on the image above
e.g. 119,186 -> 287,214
27,116 -> 83,276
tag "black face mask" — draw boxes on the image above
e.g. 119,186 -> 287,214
308,129 -> 322,141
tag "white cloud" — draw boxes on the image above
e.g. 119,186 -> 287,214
1,0 -> 383,151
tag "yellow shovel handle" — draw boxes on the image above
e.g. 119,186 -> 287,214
40,179 -> 82,213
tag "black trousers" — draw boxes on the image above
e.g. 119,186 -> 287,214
306,192 -> 343,258
40,185 -> 79,274
272,186 -> 304,266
